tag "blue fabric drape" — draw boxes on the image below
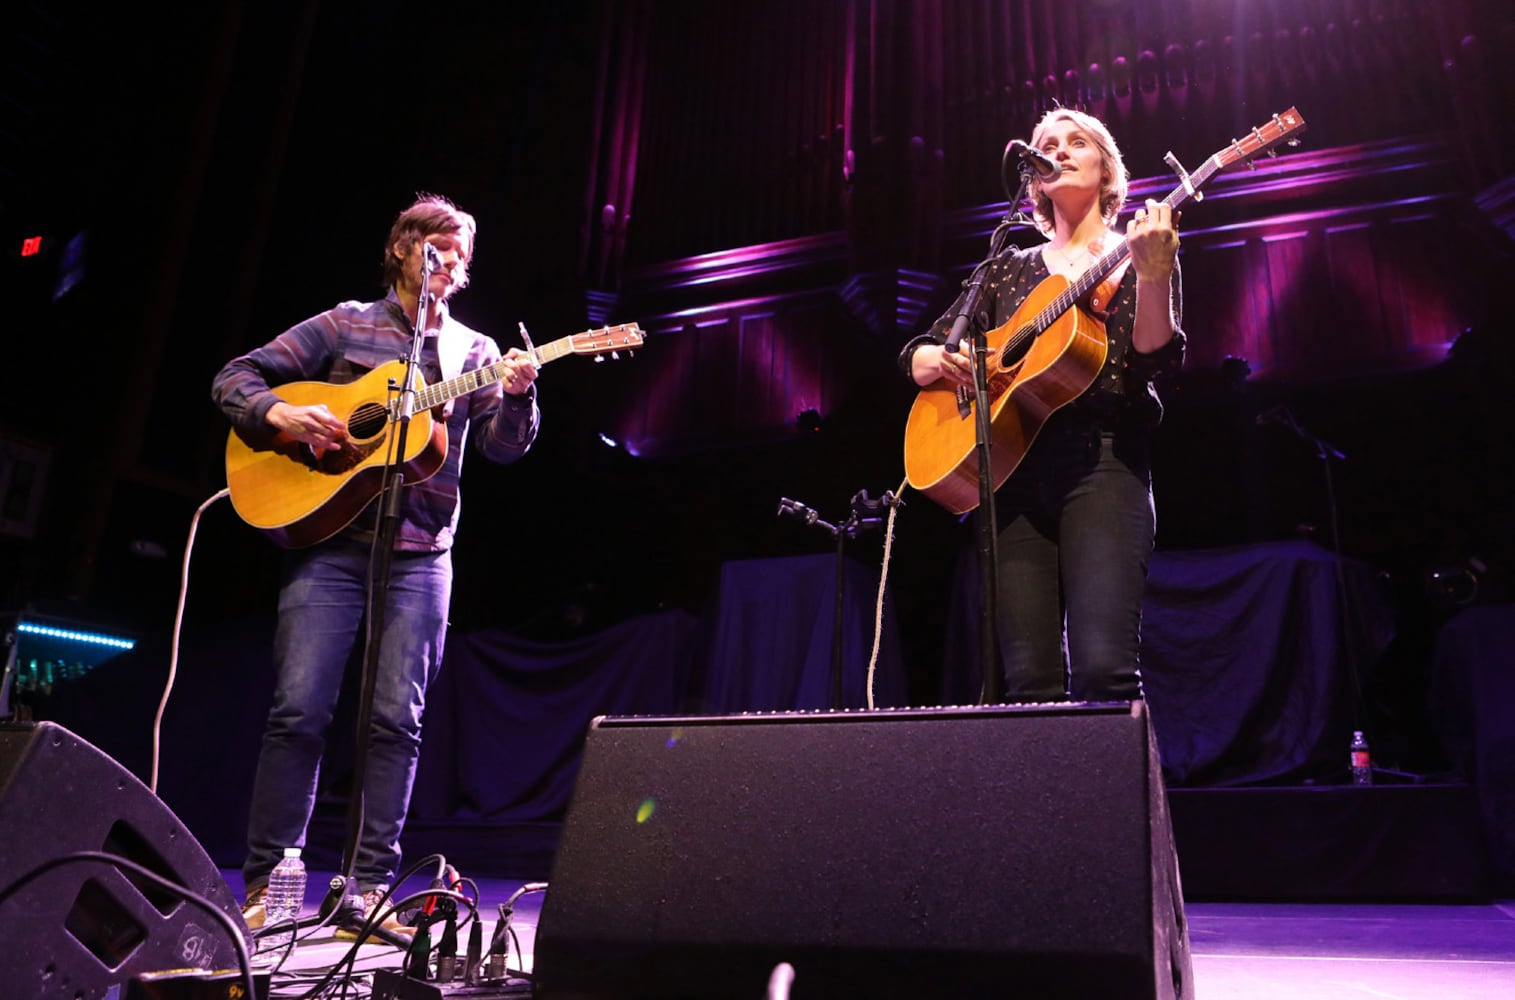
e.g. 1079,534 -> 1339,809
939,540 -> 1397,785
700,555 -> 908,713
1431,604 -> 1515,887
36,543 -> 1427,879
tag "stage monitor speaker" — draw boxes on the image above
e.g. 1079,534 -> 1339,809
0,722 -> 250,1000
535,701 -> 1191,999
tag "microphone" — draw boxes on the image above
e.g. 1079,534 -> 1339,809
423,243 -> 444,269
1007,139 -> 1061,182
777,497 -> 820,526
942,313 -> 971,353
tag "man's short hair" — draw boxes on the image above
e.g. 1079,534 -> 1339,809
381,193 -> 477,289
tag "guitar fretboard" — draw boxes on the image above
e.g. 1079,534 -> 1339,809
412,354 -> 549,412
998,106 -> 1304,359
397,324 -> 641,413
1000,154 -> 1221,362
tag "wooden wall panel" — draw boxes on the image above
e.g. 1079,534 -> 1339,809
1381,215 -> 1466,355
608,136 -> 1501,456
1322,224 -> 1391,359
1171,208 -> 1481,380
586,0 -> 1513,459
601,0 -> 1511,274
1263,230 -> 1326,372
1172,241 -> 1254,371
611,297 -> 858,457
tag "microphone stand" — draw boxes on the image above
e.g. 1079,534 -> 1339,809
1259,406 -> 1370,771
777,490 -> 900,708
941,146 -> 1041,705
317,244 -> 438,948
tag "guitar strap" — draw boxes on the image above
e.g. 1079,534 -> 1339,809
436,313 -> 469,420
436,317 -> 469,382
383,294 -> 467,418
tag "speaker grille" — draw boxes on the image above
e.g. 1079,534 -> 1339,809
537,702 -> 1191,999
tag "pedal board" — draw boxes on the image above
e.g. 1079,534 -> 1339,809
371,969 -> 532,1000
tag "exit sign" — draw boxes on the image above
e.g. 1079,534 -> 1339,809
21,236 -> 42,256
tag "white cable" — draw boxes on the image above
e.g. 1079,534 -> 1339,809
151,487 -> 231,793
865,477 -> 909,710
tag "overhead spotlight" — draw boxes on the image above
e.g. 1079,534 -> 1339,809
597,433 -> 619,449
797,409 -> 823,433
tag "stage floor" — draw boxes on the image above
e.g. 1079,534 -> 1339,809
223,870 -> 1515,999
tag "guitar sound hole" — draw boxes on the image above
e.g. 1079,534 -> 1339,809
1000,326 -> 1035,368
348,403 -> 388,441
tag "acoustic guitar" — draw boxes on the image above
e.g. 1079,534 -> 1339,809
225,322 -> 644,548
903,108 -> 1306,514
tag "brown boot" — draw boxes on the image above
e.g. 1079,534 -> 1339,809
242,884 -> 268,931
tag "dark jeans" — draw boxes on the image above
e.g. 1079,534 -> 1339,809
242,539 -> 452,892
993,425 -> 1154,702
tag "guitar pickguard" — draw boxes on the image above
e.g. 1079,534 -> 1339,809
314,438 -> 385,475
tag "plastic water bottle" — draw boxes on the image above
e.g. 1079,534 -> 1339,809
263,848 -> 307,954
1350,730 -> 1372,785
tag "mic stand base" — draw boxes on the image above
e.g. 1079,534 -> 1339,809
336,921 -> 416,951
333,882 -> 417,949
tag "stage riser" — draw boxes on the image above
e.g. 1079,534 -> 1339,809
1170,784 -> 1492,902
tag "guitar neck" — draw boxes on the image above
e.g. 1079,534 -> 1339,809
412,335 -> 571,411
1004,108 -> 1305,342
1036,156 -> 1221,328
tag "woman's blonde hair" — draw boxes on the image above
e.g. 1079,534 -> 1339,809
1026,108 -> 1129,234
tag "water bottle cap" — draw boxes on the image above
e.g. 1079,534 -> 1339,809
283,847 -> 302,858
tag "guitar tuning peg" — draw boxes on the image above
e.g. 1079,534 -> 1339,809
611,351 -> 620,360
594,354 -> 606,363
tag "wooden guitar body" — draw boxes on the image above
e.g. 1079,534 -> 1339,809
903,274 -> 1108,514
223,322 -> 645,548
224,360 -> 447,549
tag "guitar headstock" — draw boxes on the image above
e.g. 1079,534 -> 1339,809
569,323 -> 645,360
1215,107 -> 1307,171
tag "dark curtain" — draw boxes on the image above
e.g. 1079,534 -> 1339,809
36,554 -> 908,876
938,540 -> 1398,785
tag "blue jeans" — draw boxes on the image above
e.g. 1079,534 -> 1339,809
243,538 -> 452,891
993,425 -> 1154,702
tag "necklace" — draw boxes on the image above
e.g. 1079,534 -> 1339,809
1052,244 -> 1088,267
1049,234 -> 1108,270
